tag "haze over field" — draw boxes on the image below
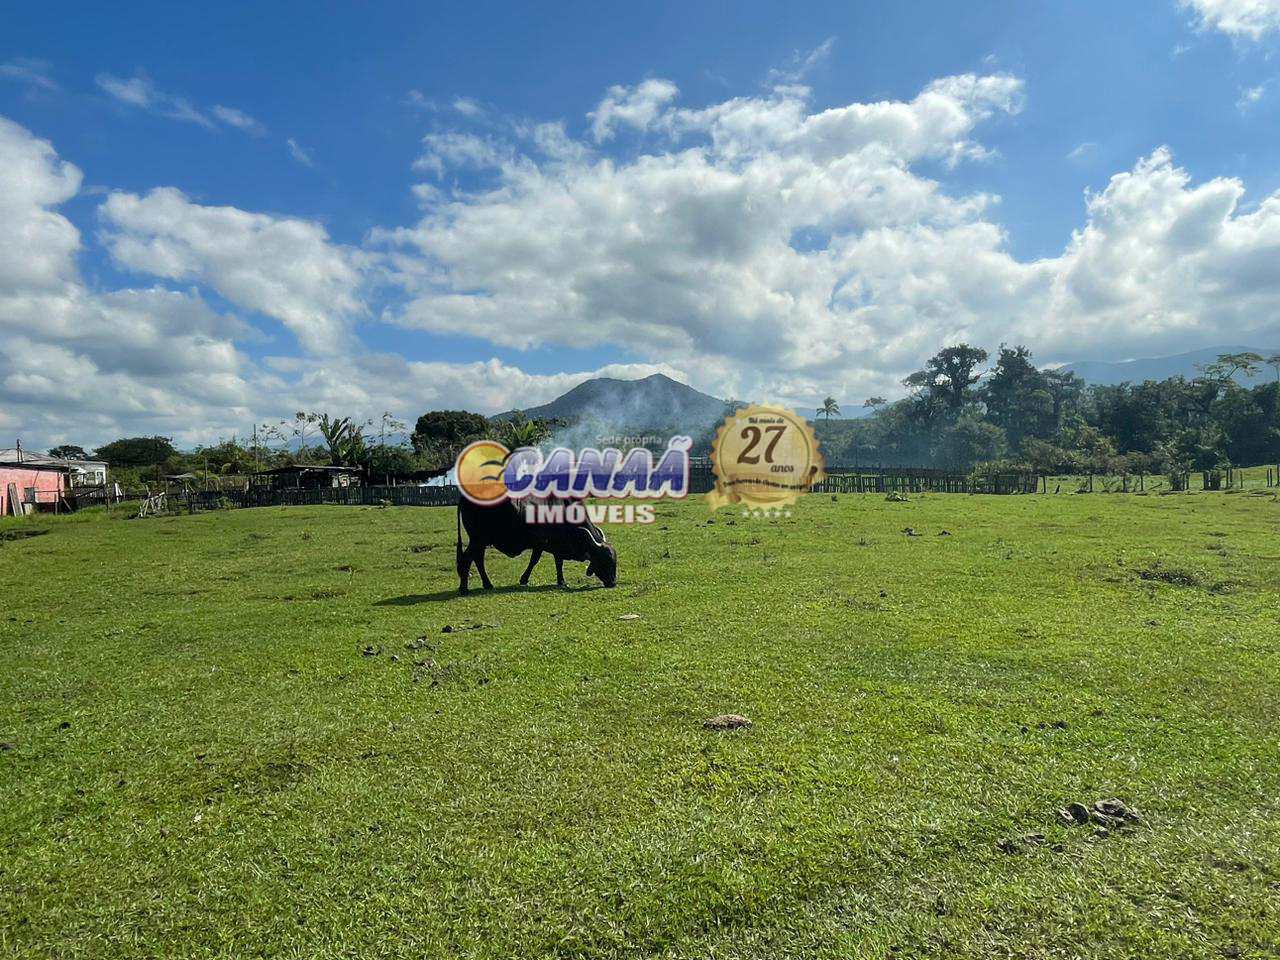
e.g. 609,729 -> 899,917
5,1 -> 1280,450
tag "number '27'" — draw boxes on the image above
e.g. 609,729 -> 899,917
737,424 -> 786,464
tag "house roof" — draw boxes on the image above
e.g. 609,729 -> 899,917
0,449 -> 106,471
0,459 -> 70,473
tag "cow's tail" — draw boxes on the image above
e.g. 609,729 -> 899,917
455,504 -> 465,575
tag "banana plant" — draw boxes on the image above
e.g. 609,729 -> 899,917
501,415 -> 553,449
317,415 -> 353,466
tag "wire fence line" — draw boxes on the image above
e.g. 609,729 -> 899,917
64,463 -> 1277,518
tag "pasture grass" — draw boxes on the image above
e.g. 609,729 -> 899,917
2,490 -> 1279,958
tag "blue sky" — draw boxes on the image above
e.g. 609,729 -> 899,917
3,1 -> 1280,448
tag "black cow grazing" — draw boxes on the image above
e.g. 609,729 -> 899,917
456,497 -> 618,593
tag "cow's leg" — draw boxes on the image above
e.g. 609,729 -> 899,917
458,542 -> 474,594
554,555 -> 566,587
519,548 -> 543,586
473,545 -> 494,590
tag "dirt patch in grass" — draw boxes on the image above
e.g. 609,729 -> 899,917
0,528 -> 49,542
411,656 -> 493,689
1135,559 -> 1231,592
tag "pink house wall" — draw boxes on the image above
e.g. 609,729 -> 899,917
0,466 -> 66,514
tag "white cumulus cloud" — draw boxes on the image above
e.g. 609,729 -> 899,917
588,78 -> 681,142
376,73 -> 1280,407
9,60 -> 1280,447
99,187 -> 368,355
1181,0 -> 1280,39
0,115 -> 683,449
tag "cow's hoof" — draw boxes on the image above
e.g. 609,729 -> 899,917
482,582 -> 494,590
458,587 -> 469,595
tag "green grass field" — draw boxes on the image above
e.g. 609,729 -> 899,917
3,491 -> 1279,958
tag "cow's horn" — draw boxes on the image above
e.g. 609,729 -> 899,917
586,524 -> 606,546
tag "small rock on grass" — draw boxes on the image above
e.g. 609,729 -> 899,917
1091,797 -> 1142,826
1058,797 -> 1143,832
704,714 -> 752,731
618,613 -> 641,621
1057,802 -> 1091,826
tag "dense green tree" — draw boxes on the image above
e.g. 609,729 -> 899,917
935,415 -> 1007,468
366,443 -> 417,479
94,436 -> 179,467
982,345 -> 1053,452
903,344 -> 989,410
1213,383 -> 1273,466
192,439 -> 259,475
1088,383 -> 1170,455
1021,437 -> 1073,474
48,444 -> 89,460
412,410 -> 491,466
1041,369 -> 1084,436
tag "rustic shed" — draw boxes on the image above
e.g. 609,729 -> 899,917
250,464 -> 365,491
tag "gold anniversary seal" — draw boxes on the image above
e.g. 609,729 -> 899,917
708,404 -> 825,511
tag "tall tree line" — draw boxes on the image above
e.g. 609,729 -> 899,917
817,347 -> 1280,476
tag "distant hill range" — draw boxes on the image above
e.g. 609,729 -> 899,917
500,346 -> 1280,444
1059,346 -> 1278,386
500,373 -> 731,443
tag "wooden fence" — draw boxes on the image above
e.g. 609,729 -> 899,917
184,484 -> 461,511
687,465 -> 1036,496
169,466 -> 1037,515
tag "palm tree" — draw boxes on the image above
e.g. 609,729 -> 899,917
817,396 -> 840,421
